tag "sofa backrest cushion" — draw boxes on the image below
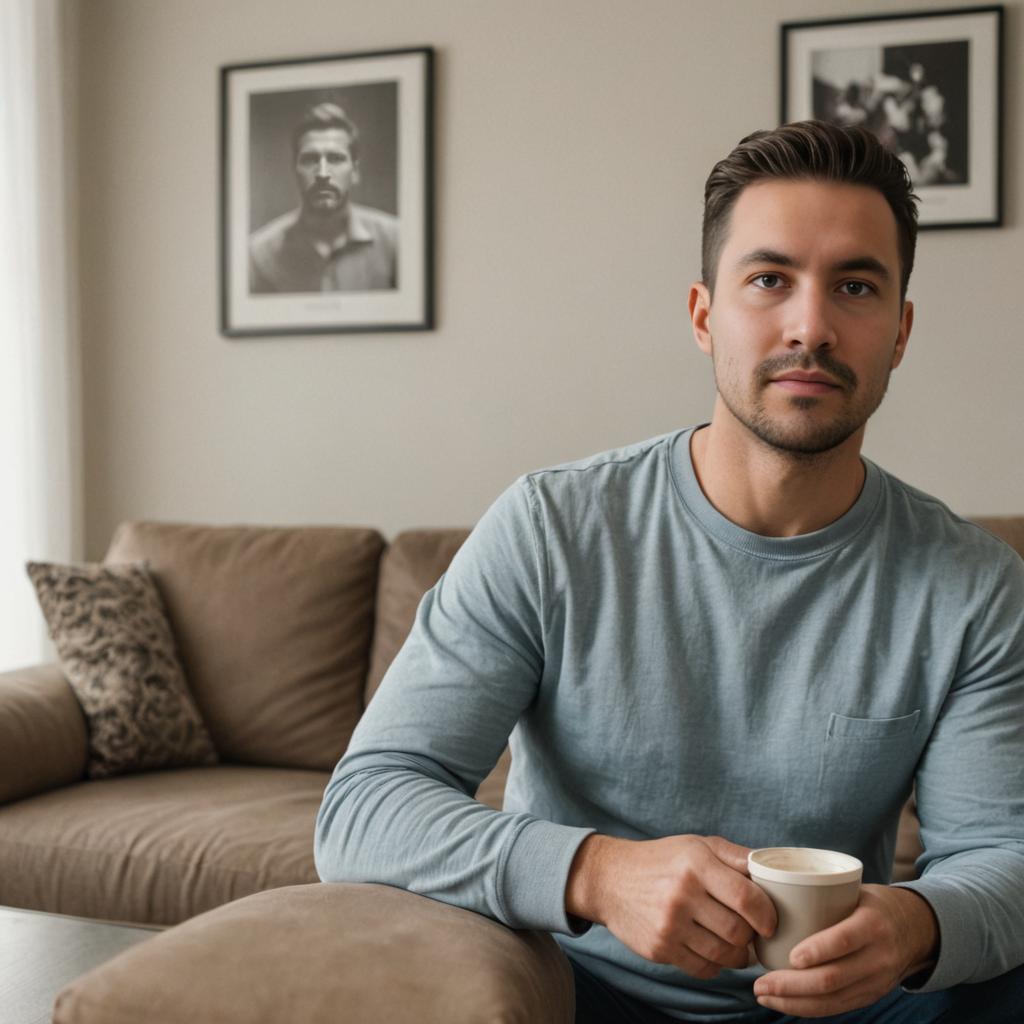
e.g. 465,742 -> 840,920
364,529 -> 470,705
972,516 -> 1024,559
106,522 -> 385,771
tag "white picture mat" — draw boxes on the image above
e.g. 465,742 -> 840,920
227,52 -> 427,330
785,12 -> 999,223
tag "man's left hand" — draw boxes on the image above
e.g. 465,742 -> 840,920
752,884 -> 939,1018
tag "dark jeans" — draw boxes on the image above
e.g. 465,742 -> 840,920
570,957 -> 1024,1023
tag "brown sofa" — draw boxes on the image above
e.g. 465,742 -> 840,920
1,516 -> 1020,1023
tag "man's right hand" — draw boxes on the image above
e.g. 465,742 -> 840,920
565,833 -> 777,979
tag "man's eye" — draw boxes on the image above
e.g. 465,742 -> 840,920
839,280 -> 873,296
753,273 -> 783,289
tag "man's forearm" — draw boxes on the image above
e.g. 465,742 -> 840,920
315,749 -> 593,934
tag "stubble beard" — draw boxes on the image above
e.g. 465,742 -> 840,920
713,350 -> 893,461
304,186 -> 343,215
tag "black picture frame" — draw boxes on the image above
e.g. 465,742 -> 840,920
220,46 -> 434,336
781,6 -> 1003,229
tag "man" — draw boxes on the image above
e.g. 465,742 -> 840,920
248,102 -> 397,293
315,121 -> 1024,1021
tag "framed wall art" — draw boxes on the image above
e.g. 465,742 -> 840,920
220,46 -> 434,337
781,7 -> 1003,229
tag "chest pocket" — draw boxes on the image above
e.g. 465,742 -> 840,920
816,711 -> 922,817
826,710 -> 921,741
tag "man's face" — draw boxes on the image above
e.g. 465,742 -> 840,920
689,179 -> 913,457
295,128 -> 360,216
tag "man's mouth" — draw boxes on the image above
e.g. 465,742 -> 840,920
770,371 -> 842,396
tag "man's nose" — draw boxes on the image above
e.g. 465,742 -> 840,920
315,156 -> 330,178
785,287 -> 837,351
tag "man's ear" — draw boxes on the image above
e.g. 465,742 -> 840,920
892,299 -> 914,369
689,281 -> 713,357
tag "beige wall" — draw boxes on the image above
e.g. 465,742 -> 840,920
77,0 -> 1022,555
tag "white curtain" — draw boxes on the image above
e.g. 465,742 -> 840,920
0,0 -> 80,670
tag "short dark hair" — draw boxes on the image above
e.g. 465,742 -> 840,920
291,102 -> 360,161
701,120 -> 918,301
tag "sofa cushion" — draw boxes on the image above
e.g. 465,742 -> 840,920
53,883 -> 575,1024
0,765 -> 325,925
105,522 -> 385,771
26,561 -> 217,778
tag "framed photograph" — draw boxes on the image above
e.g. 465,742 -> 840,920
220,46 -> 433,336
781,6 -> 1003,229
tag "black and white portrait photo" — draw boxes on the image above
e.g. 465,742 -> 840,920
248,86 -> 399,295
221,48 -> 433,336
782,8 -> 1002,228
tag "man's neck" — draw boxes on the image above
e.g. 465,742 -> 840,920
689,403 -> 867,538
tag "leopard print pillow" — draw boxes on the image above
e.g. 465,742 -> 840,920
26,560 -> 218,778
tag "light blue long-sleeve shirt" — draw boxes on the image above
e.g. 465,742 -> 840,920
315,427 -> 1024,1019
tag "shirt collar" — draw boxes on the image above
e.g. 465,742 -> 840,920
346,205 -> 374,244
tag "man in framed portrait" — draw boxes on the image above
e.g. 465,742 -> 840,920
248,102 -> 398,294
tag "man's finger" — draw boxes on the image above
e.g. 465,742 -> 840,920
691,896 -> 756,951
667,946 -> 725,981
702,835 -> 753,874
703,867 -> 777,939
754,950 -> 881,1019
684,920 -> 752,970
755,947 -> 872,999
788,909 -> 871,968
756,979 -> 880,1020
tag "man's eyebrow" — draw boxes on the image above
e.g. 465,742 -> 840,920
735,248 -> 797,269
734,249 -> 892,281
834,256 -> 891,281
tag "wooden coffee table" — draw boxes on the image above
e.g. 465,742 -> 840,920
0,905 -> 159,1023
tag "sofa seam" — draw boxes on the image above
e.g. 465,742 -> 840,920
0,835 -> 310,888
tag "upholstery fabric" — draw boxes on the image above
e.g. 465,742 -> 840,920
892,797 -> 924,882
26,561 -> 217,778
0,662 -> 86,803
973,516 -> 1024,558
0,765 -> 325,925
105,521 -> 385,771
53,883 -> 576,1024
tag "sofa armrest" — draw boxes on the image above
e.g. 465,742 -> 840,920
54,883 -> 575,1024
0,662 -> 87,804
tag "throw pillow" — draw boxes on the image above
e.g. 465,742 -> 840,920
26,560 -> 218,779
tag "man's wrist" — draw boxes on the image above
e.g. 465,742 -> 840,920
565,833 -> 622,926
892,887 -> 940,981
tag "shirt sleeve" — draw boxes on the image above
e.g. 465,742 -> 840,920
314,477 -> 594,934
894,543 -> 1024,990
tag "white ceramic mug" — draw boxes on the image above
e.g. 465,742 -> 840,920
748,847 -> 863,971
